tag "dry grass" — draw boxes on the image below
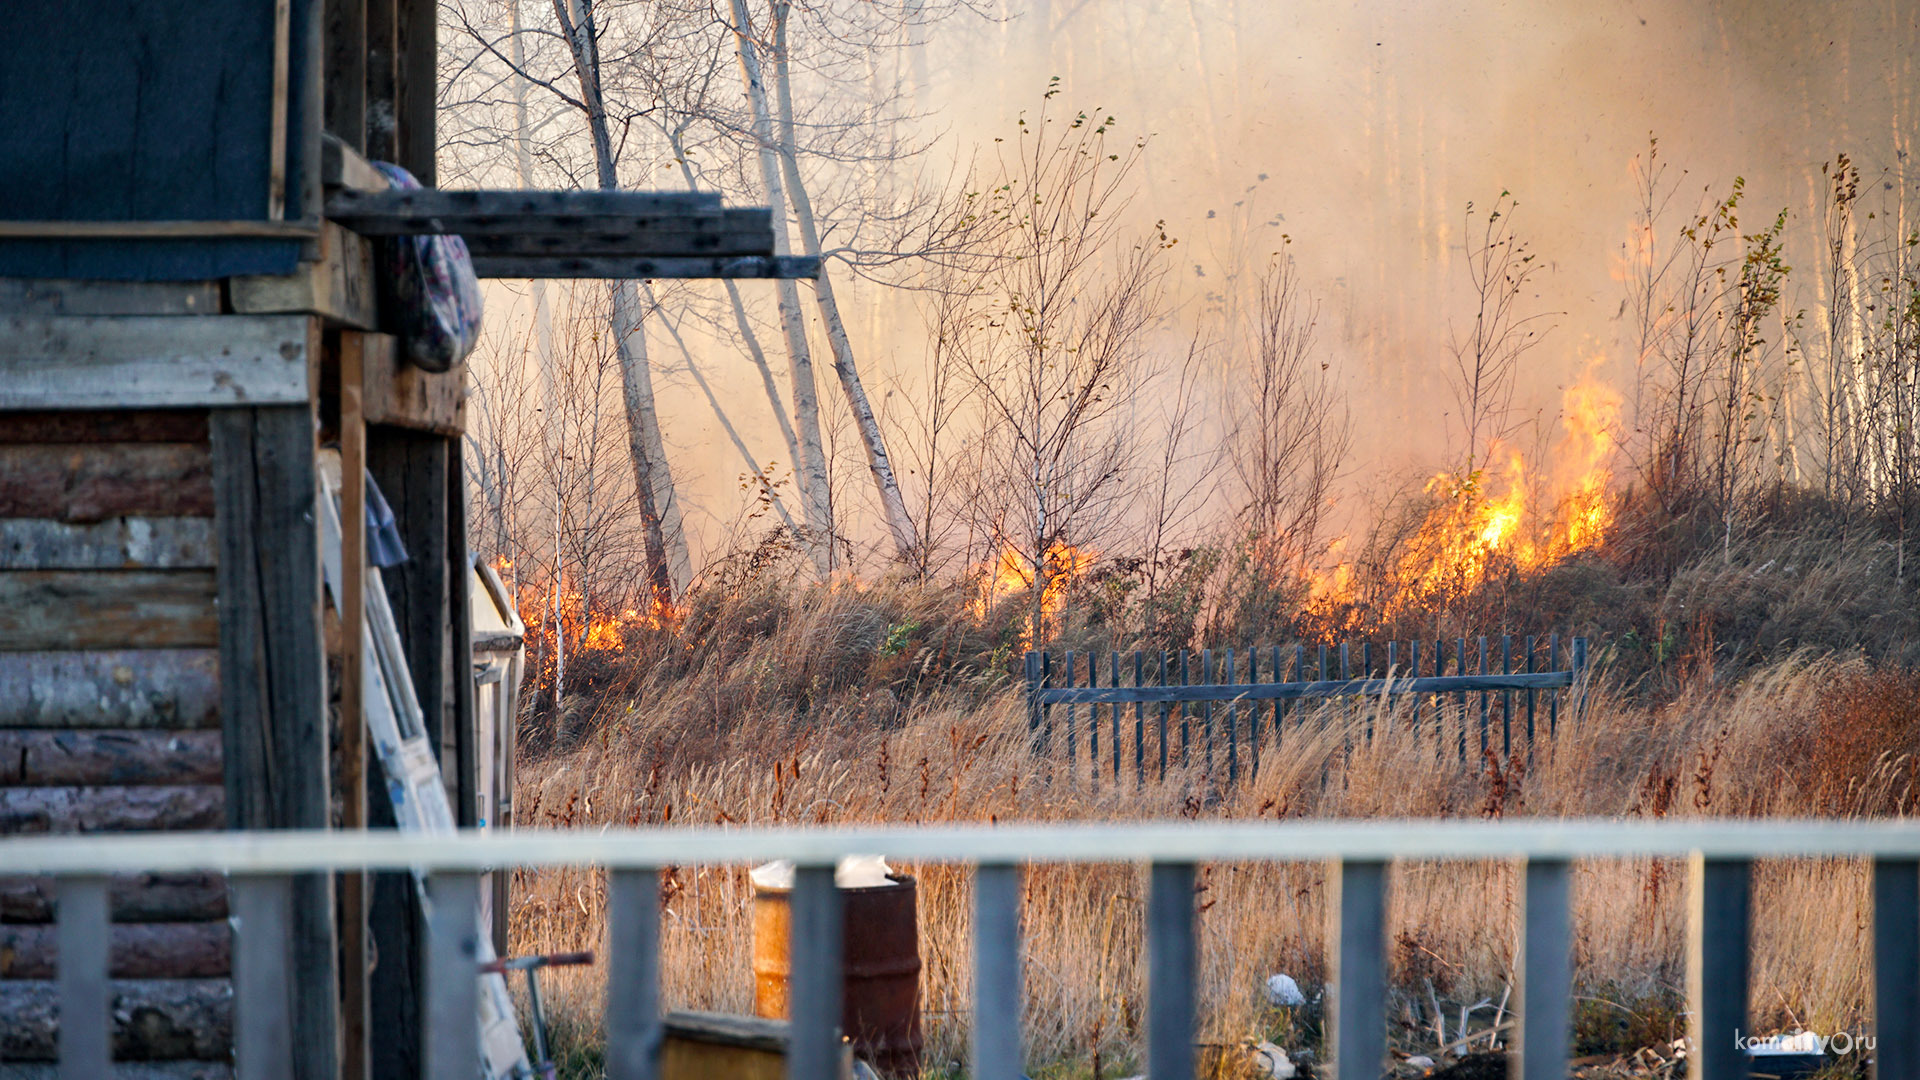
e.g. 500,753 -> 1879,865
505,643 -> 1915,1077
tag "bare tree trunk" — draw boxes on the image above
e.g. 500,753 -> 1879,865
612,282 -> 693,596
731,0 -> 835,573
555,0 -> 692,597
770,4 -> 919,562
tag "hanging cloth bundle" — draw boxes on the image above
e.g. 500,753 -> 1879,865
371,161 -> 484,372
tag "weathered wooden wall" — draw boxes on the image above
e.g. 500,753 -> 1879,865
0,411 -> 240,1075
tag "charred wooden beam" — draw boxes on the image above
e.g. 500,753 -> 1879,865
0,787 -> 224,833
0,651 -> 219,731
0,732 -> 222,787
0,922 -> 230,979
0,873 -> 229,924
0,445 -> 213,522
0,571 -> 218,652
0,979 -> 231,1061
468,254 -> 821,280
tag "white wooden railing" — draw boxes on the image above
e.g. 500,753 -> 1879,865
5,819 -> 1919,1080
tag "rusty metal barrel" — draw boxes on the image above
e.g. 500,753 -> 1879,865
751,874 -> 923,1077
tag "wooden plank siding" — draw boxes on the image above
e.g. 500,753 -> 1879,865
0,979 -> 233,1062
0,732 -> 222,787
0,445 -> 213,521
0,572 -> 219,652
0,316 -> 313,410
0,346 -> 315,1073
0,873 -> 229,924
0,651 -> 220,730
0,922 -> 231,979
0,787 -> 224,833
0,519 -> 216,571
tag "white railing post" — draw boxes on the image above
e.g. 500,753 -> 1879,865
606,868 -> 663,1080
1332,860 -> 1388,1080
1516,859 -> 1572,1080
1689,855 -> 1751,1080
55,875 -> 110,1080
972,863 -> 1024,1080
1146,861 -> 1197,1080
234,873 -> 295,1078
1874,858 -> 1919,1080
789,862 -> 843,1080
425,871 -> 482,1080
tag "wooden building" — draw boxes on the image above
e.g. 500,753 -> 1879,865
0,2 -> 809,1076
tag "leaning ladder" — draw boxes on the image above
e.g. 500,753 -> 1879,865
317,454 -> 533,1079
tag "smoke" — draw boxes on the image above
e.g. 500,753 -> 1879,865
461,0 -> 1919,575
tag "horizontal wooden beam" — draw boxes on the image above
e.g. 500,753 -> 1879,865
0,1062 -> 232,1079
0,280 -> 219,318
0,978 -> 232,1060
0,921 -> 231,978
0,445 -> 213,522
360,332 -> 463,434
321,134 -> 385,194
1036,671 -> 1578,705
0,872 -> 229,923
0,785 -> 224,833
0,220 -> 317,239
0,650 -> 219,730
230,223 -> 376,330
0,412 -> 208,445
0,518 -> 216,570
0,316 -> 313,409
324,187 -> 723,232
461,225 -> 773,258
0,731 -> 222,787
0,570 -> 219,651
470,254 -> 821,280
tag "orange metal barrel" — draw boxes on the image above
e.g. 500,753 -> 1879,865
752,875 -> 924,1077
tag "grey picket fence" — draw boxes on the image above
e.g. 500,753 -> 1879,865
1025,634 -> 1590,785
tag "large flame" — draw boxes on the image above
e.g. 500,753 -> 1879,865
973,540 -> 1097,646
1398,366 -> 1621,609
518,573 -> 676,665
1322,363 -> 1622,617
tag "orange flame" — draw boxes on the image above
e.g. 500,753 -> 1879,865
973,540 -> 1097,646
1319,361 -> 1622,616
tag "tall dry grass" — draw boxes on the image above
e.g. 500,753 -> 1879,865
506,637 -> 1919,1076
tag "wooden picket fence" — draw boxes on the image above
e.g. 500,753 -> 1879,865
1024,634 -> 1590,785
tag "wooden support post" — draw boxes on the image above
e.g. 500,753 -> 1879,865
325,0 -> 368,150
367,424 -> 451,1080
341,332 -> 370,1080
396,0 -> 436,185
450,446 -> 476,826
210,392 -> 340,1080
365,0 -> 398,162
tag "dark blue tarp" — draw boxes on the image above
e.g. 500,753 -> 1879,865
0,0 -> 316,280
